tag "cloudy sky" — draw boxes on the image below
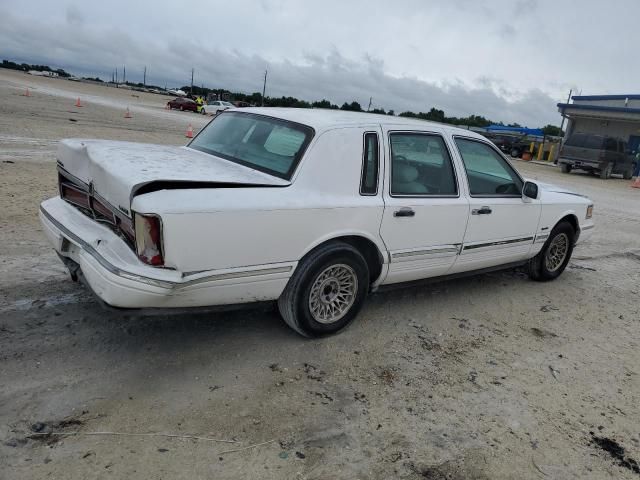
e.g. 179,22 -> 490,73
1,0 -> 639,126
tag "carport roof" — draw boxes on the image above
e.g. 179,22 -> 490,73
572,94 -> 640,101
557,103 -> 640,115
557,103 -> 640,123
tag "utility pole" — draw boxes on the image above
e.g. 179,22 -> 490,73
123,65 -> 126,84
558,88 -> 572,136
143,66 -> 146,87
190,68 -> 194,96
115,68 -> 118,87
261,69 -> 267,107
367,97 -> 372,112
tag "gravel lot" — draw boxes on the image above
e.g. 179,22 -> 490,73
1,68 -> 639,479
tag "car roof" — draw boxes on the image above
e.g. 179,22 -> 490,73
234,107 -> 487,139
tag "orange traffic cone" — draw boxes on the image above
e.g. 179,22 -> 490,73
631,177 -> 640,189
124,107 -> 132,119
185,124 -> 194,138
23,88 -> 31,97
75,97 -> 83,107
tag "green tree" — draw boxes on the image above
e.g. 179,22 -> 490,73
340,101 -> 363,112
542,124 -> 563,136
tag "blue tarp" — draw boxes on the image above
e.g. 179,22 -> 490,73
487,125 -> 544,136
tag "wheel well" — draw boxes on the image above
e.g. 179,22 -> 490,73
305,236 -> 384,284
557,214 -> 580,241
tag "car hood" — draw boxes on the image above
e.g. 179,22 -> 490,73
56,139 -> 289,214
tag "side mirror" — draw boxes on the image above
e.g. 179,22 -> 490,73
523,181 -> 539,200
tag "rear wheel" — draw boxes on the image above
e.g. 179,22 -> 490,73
278,242 -> 369,338
600,163 -> 613,179
560,163 -> 572,173
510,149 -> 521,158
623,166 -> 633,180
527,221 -> 575,281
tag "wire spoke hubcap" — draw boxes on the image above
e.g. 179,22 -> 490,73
308,264 -> 358,324
545,233 -> 569,272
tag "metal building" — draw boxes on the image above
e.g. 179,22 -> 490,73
557,94 -> 640,153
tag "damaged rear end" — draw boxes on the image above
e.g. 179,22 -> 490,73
40,137 -> 293,308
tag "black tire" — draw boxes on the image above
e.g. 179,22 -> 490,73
201,108 -> 206,115
278,242 -> 369,338
527,221 -> 575,281
623,166 -> 633,180
510,149 -> 520,158
560,163 -> 572,174
600,163 -> 612,179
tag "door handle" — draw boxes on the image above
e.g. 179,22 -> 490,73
472,206 -> 492,215
394,208 -> 415,218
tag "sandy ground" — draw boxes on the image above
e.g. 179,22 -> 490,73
1,68 -> 639,479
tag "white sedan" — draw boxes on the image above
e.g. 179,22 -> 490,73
202,100 -> 235,115
40,109 -> 594,337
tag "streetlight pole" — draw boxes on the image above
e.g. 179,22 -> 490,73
261,69 -> 267,107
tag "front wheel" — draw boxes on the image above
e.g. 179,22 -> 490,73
278,242 -> 369,337
527,221 -> 575,281
560,163 -> 572,173
510,149 -> 521,158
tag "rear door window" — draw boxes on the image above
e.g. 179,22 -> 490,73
390,133 -> 458,196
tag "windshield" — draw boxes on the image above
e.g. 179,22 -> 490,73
189,112 -> 314,179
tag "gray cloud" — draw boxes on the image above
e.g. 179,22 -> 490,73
2,0 -> 639,127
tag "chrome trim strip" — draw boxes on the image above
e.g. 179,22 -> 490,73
181,266 -> 292,285
463,236 -> 534,251
534,233 -> 550,243
41,205 -> 292,290
391,245 -> 460,260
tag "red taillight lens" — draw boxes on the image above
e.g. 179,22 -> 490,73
61,183 -> 90,209
134,213 -> 164,266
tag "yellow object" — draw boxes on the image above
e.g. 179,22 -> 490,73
537,143 -> 543,161
548,145 -> 555,162
529,142 -> 534,153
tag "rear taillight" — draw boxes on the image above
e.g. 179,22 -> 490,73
61,183 -> 90,209
134,213 -> 164,266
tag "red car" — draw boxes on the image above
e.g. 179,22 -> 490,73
167,97 -> 198,112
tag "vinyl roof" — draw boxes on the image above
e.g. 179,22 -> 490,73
231,107 -> 486,138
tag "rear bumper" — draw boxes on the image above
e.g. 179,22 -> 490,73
558,157 -> 600,169
40,197 -> 293,309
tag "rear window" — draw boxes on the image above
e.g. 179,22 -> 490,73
564,133 -> 586,147
189,112 -> 314,179
584,135 -> 605,150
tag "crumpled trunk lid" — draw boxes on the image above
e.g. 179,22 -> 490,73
56,139 -> 289,214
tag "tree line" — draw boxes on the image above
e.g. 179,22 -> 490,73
187,86 -> 561,135
2,59 -> 71,78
